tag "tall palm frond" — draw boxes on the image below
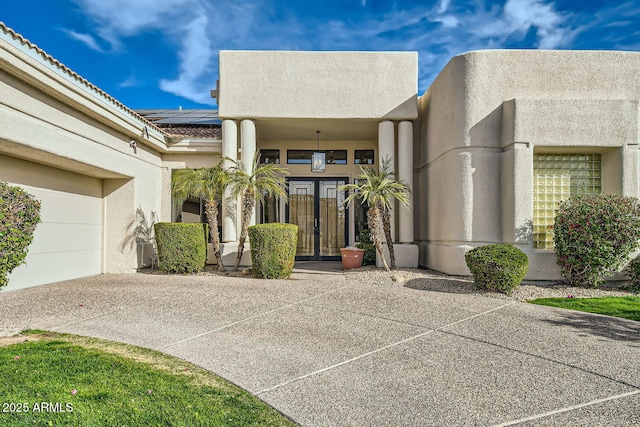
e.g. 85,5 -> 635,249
171,163 -> 230,271
226,153 -> 289,271
339,156 -> 411,271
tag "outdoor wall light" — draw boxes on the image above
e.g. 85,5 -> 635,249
129,139 -> 137,153
312,130 -> 325,173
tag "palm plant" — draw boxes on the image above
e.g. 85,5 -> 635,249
226,153 -> 289,272
339,157 -> 410,271
171,163 -> 229,271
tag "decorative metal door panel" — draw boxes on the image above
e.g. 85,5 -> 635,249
288,180 -> 315,257
287,178 -> 347,260
319,180 -> 345,256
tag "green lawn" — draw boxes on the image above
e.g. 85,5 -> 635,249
528,296 -> 640,321
0,331 -> 295,427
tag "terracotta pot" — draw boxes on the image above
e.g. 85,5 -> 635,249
340,248 -> 365,270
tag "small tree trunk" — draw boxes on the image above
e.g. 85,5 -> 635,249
381,205 -> 396,269
234,191 -> 255,272
368,206 -> 390,272
205,199 -> 224,271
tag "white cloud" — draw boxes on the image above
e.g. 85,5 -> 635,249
61,29 -> 103,52
71,0 -> 217,104
436,0 -> 451,14
72,0 -> 190,49
159,14 -> 214,104
69,0 -> 585,101
449,0 -> 574,49
118,71 -> 141,88
502,0 -> 574,49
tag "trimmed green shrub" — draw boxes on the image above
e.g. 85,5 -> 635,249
554,194 -> 640,288
623,257 -> 640,293
0,181 -> 41,291
154,222 -> 207,274
356,229 -> 376,266
465,244 -> 528,295
248,223 -> 298,279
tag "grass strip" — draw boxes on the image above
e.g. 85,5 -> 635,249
528,296 -> 640,322
0,330 -> 296,426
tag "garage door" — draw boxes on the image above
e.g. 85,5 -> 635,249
3,158 -> 103,291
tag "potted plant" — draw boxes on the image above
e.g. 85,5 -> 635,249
340,246 -> 365,270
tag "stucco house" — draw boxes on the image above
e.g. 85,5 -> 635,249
1,21 -> 639,291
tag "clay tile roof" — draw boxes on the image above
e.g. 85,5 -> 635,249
136,109 -> 221,139
0,22 -> 164,136
155,124 -> 222,139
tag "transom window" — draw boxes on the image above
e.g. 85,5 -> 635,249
354,150 -> 375,165
287,150 -> 347,165
259,149 -> 280,164
533,153 -> 602,249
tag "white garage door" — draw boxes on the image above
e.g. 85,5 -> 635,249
3,158 -> 103,291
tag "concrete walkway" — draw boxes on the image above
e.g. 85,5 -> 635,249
1,267 -> 639,426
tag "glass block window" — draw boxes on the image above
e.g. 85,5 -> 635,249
533,154 -> 602,249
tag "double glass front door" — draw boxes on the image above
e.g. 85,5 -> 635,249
287,178 -> 347,260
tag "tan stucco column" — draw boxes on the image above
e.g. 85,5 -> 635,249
501,142 -> 533,245
397,121 -> 413,243
621,145 -> 640,197
241,119 -> 257,227
222,119 -> 237,242
378,121 -> 395,241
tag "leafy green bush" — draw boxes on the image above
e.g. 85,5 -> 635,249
554,194 -> 640,287
356,229 -> 376,266
623,257 -> 640,293
154,223 -> 207,274
248,223 -> 298,279
465,244 -> 528,295
0,181 -> 41,291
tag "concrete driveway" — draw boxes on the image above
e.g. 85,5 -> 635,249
1,267 -> 639,426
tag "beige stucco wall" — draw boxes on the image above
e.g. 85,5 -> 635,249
218,50 -> 418,120
417,50 -> 640,280
0,28 -> 166,289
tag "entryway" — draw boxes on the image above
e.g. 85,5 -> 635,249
286,178 -> 348,260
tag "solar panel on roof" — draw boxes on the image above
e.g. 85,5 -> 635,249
135,109 -> 219,124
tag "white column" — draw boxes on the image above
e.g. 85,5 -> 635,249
222,119 -> 237,242
241,119 -> 257,227
397,121 -> 414,243
378,121 -> 395,241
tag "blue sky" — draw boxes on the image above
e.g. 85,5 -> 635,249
2,0 -> 639,109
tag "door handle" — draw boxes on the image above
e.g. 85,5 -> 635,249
314,218 -> 318,228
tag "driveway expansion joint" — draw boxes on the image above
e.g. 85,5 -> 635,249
256,300 -> 518,395
159,283 -> 359,350
440,329 -> 640,391
491,389 -> 640,426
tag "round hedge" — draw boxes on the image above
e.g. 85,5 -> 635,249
554,194 -> 640,287
154,222 -> 207,274
465,244 -> 528,295
248,223 -> 298,279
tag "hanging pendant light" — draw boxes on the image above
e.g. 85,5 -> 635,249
312,130 -> 325,172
